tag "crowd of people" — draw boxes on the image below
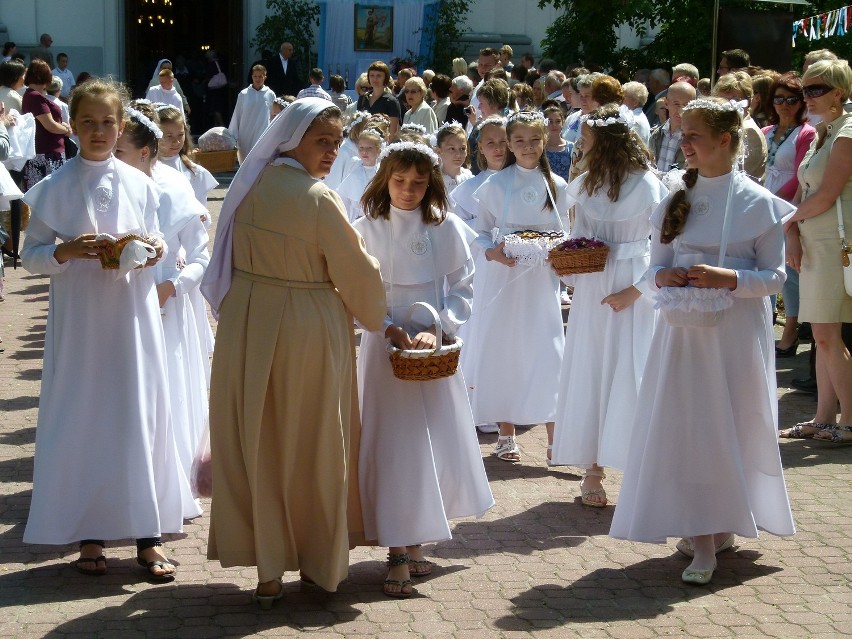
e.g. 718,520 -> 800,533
1,34 -> 851,608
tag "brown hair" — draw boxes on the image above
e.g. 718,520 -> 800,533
251,64 -> 267,74
580,104 -> 650,202
367,61 -> 392,87
505,112 -> 557,212
69,77 -> 128,122
477,78 -> 509,111
475,117 -> 507,170
124,100 -> 161,158
24,59 -> 52,86
766,71 -> 806,125
361,147 -> 448,225
434,122 -> 466,148
156,104 -> 197,173
590,74 -> 623,107
661,98 -> 742,244
306,105 -> 343,132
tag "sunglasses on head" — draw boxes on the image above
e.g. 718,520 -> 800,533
802,84 -> 834,99
772,95 -> 802,106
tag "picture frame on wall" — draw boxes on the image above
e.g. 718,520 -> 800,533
354,5 -> 393,52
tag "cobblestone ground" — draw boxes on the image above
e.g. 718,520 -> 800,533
0,181 -> 849,638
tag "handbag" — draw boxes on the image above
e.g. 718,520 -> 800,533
838,196 -> 852,297
207,61 -> 227,89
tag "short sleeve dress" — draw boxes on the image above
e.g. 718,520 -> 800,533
796,112 -> 852,323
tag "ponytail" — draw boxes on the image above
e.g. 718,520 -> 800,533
660,168 -> 698,244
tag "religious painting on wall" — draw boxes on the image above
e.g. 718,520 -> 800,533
354,5 -> 393,51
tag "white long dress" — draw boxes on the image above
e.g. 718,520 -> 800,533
450,168 -> 495,226
551,170 -> 668,469
335,160 -> 377,222
21,156 -> 186,543
609,171 -> 796,543
443,168 -> 472,202
151,163 -> 211,517
354,207 -> 494,547
228,84 -> 276,162
146,85 -> 185,113
157,153 -> 217,368
158,153 -> 219,209
460,164 -> 570,425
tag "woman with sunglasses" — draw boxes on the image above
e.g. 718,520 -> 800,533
401,76 -> 438,135
762,72 -> 816,359
782,59 -> 852,444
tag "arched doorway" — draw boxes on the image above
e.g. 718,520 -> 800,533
124,0 -> 244,133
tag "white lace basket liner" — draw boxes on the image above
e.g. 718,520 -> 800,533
502,229 -> 567,266
387,301 -> 463,380
656,170 -> 738,328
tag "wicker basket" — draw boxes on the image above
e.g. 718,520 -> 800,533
99,234 -> 151,270
387,302 -> 463,381
548,244 -> 609,276
192,149 -> 237,173
1,202 -> 31,233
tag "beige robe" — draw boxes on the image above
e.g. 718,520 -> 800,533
207,162 -> 386,590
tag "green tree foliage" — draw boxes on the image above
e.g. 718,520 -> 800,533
251,0 -> 320,77
420,0 -> 472,73
538,1 -> 852,76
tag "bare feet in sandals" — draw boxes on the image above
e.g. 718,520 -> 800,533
407,545 -> 434,576
384,550 -> 413,598
580,468 -> 607,507
137,546 -> 176,581
75,543 -> 107,575
779,421 -> 835,439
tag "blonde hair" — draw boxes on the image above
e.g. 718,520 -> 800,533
69,77 -> 128,122
712,71 -> 753,101
505,113 -> 557,212
803,58 -> 852,101
157,104 -> 197,173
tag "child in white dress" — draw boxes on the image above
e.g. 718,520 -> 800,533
550,104 -> 668,504
461,111 -> 570,462
21,79 -> 185,581
336,126 -> 382,222
432,122 -> 472,196
450,115 -> 508,227
115,102 -> 211,519
609,98 -> 796,585
354,142 -> 494,599
325,110 -> 371,189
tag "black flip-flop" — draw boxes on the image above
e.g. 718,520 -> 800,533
74,555 -> 107,576
136,556 -> 176,582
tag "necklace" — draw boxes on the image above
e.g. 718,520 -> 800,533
766,124 -> 797,167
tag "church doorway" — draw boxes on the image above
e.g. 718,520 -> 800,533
124,0 -> 244,132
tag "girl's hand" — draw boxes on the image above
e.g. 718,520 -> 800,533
411,330 -> 438,350
785,229 -> 803,272
385,324 -> 414,350
54,234 -> 109,264
655,267 -> 689,288
157,280 -> 176,307
601,286 -> 640,313
686,264 -> 738,289
485,242 -> 516,267
145,237 -> 165,267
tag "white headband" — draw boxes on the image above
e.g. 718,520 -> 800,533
133,99 -> 153,106
344,110 -> 371,134
475,115 -> 508,132
155,103 -> 181,114
273,97 -> 290,109
507,110 -> 546,125
682,98 -> 748,115
125,106 -> 163,139
400,122 -> 428,135
581,113 -> 629,128
378,141 -> 441,166
428,121 -> 465,147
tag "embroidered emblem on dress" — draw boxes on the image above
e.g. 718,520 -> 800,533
408,233 -> 430,256
521,186 -> 541,205
94,186 -> 113,214
693,195 -> 711,216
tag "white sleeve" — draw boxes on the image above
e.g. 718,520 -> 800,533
439,258 -> 474,337
20,215 -> 70,275
731,224 -> 785,298
171,217 -> 210,296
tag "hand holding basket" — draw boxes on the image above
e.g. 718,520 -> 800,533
387,302 -> 463,381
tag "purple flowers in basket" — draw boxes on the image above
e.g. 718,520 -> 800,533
554,237 -> 607,251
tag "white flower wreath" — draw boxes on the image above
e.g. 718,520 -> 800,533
377,141 -> 441,166
125,106 -> 163,139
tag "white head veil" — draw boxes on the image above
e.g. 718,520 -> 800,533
148,58 -> 172,88
201,97 -> 339,314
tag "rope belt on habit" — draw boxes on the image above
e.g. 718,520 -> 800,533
233,269 -> 335,289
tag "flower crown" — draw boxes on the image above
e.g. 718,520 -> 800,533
360,126 -> 385,139
475,115 -> 507,132
682,98 -> 748,115
400,122 -> 428,135
154,103 -> 181,114
273,97 -> 290,109
507,110 -> 546,125
133,99 -> 153,106
581,112 -> 629,128
428,121 -> 465,147
344,110 -> 371,134
378,141 -> 441,167
125,106 -> 163,139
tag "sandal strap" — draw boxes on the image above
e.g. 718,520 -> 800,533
387,552 -> 410,567
584,469 -> 607,479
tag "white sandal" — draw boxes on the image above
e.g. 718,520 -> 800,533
495,435 -> 521,462
580,468 -> 607,507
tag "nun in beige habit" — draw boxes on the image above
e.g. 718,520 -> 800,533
201,98 -> 386,606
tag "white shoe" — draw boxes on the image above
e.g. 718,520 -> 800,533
476,422 -> 499,434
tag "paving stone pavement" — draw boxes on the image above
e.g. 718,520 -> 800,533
0,181 -> 850,639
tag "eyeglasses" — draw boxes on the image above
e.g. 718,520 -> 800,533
772,95 -> 802,106
802,84 -> 834,99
